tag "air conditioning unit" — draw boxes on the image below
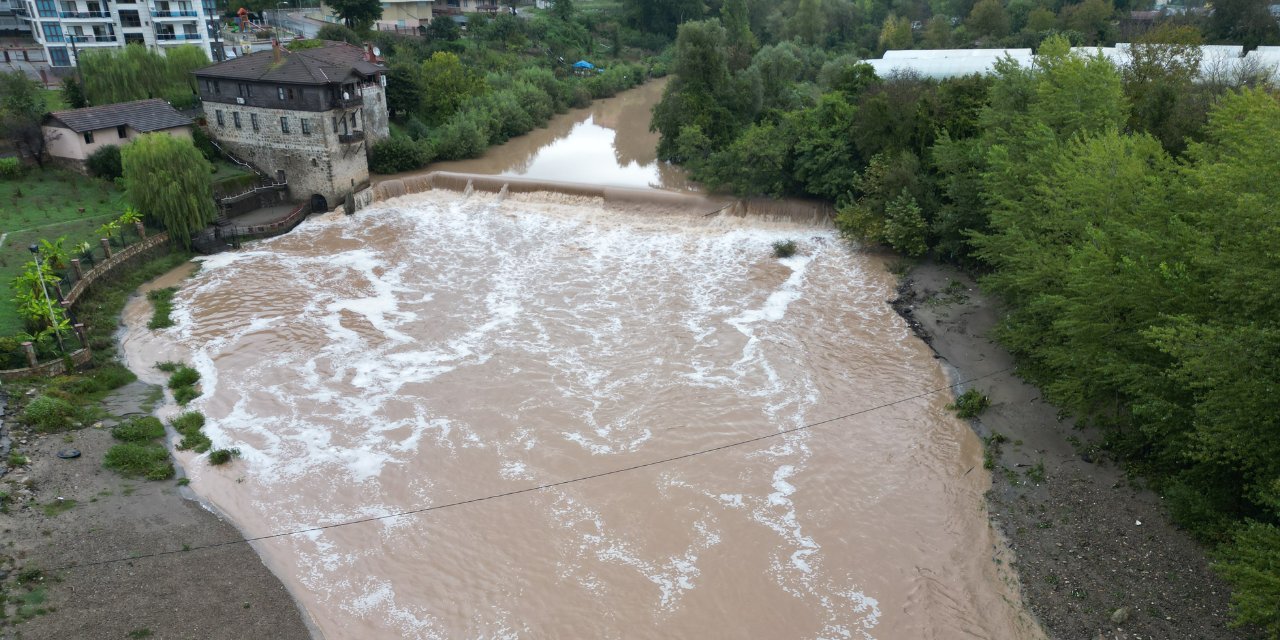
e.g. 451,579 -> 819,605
235,97 -> 245,104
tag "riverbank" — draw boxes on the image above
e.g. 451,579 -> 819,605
0,262 -> 312,639
892,261 -> 1250,640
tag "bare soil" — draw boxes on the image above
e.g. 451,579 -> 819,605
892,261 -> 1256,640
0,379 -> 313,640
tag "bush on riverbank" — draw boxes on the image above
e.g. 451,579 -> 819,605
171,411 -> 211,453
146,287 -> 177,330
159,362 -> 201,405
112,416 -> 165,443
104,442 -> 173,480
20,395 -> 80,433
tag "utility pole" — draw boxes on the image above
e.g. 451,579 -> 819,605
28,244 -> 66,354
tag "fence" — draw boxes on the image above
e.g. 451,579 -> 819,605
0,224 -> 172,380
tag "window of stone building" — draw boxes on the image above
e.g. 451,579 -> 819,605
117,125 -> 127,139
277,86 -> 295,101
213,80 -> 221,95
232,112 -> 241,129
238,83 -> 251,97
251,113 -> 259,132
83,131 -> 94,144
280,116 -> 290,134
215,110 -> 224,126
301,118 -> 311,135
332,116 -> 338,133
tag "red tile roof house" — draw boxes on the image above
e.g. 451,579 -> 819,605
42,98 -> 193,172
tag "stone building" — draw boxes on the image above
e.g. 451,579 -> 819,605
194,40 -> 388,208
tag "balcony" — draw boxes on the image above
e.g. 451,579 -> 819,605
69,33 -> 118,43
59,9 -> 113,18
151,9 -> 197,17
155,31 -> 201,40
334,94 -> 363,109
338,131 -> 364,144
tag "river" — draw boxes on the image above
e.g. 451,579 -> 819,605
119,81 -> 1042,639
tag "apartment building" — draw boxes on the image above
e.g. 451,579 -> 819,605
0,0 -> 32,35
17,0 -> 223,67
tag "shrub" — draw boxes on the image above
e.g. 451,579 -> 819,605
433,110 -> 489,161
171,411 -> 211,453
948,388 -> 991,418
369,136 -> 430,174
208,447 -> 240,465
87,146 -> 125,180
1215,521 -> 1280,637
173,385 -> 199,405
104,443 -> 173,479
0,336 -> 31,369
20,395 -> 78,432
190,126 -> 219,162
147,287 -> 177,330
772,240 -> 798,258
167,364 -> 199,389
112,416 -> 165,442
0,157 -> 25,178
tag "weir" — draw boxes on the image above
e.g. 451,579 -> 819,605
371,171 -> 837,226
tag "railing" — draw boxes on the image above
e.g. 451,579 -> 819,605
151,9 -> 197,16
221,200 -> 311,240
338,131 -> 364,144
335,95 -> 363,109
69,34 -> 118,43
60,9 -> 112,17
156,32 -> 201,40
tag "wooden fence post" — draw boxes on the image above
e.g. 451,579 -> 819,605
21,341 -> 36,368
100,238 -> 113,259
134,221 -> 147,239
70,258 -> 83,280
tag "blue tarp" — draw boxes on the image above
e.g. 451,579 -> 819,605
572,60 -> 595,69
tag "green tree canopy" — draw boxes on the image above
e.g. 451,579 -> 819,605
78,44 -> 208,106
0,71 -> 50,167
328,0 -> 382,31
122,134 -> 216,248
418,52 -> 488,125
966,0 -> 1011,40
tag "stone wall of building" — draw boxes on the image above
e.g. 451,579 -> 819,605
203,101 -> 372,206
361,82 -> 391,143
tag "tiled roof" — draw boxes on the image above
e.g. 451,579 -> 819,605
193,41 -> 382,85
46,98 -> 192,134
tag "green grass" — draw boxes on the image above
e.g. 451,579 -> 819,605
146,287 -> 177,330
103,442 -> 174,480
112,416 -> 165,442
171,411 -> 212,453
947,388 -> 992,419
41,498 -> 76,517
167,364 -> 201,405
208,447 -> 240,466
20,395 -> 81,433
41,88 -> 67,112
0,168 -> 130,334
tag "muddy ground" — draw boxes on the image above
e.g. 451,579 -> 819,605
893,261 -> 1254,640
0,377 -> 313,639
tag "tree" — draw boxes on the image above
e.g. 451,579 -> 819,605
77,44 -> 207,105
787,0 -> 824,44
317,23 -> 362,45
1207,0 -> 1280,49
550,0 -> 574,21
721,0 -> 757,70
122,134 -> 216,248
0,71 -> 50,167
651,20 -> 741,160
384,62 -> 423,118
879,14 -> 914,51
967,0 -> 1011,40
61,75 -> 88,109
922,15 -> 952,48
328,0 -> 382,31
418,52 -> 487,125
426,15 -> 462,42
1023,7 -> 1056,32
1058,0 -> 1114,44
1123,24 -> 1205,154
621,0 -> 703,38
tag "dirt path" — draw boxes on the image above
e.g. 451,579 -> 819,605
0,368 -> 314,639
893,261 -> 1251,640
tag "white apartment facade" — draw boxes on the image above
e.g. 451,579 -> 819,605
17,0 -> 223,67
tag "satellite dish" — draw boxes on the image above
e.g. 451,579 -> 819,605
372,46 -> 381,56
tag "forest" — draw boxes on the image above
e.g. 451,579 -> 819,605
650,0 -> 1279,634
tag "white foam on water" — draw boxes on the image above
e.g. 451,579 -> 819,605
167,191 -> 905,638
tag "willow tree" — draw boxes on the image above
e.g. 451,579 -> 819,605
78,44 -> 208,105
122,133 -> 216,248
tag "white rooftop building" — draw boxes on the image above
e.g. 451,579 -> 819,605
16,0 -> 224,68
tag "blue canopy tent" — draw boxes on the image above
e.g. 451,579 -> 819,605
572,60 -> 595,70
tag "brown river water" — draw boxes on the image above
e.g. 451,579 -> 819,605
118,81 -> 1043,639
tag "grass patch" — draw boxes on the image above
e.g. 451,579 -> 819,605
41,498 -> 76,517
171,411 -> 211,453
162,362 -> 201,405
947,388 -> 991,419
20,395 -> 80,433
111,416 -> 165,442
146,287 -> 178,330
983,432 -> 1008,470
1025,459 -> 1047,484
771,239 -> 798,259
7,452 -> 28,467
104,443 -> 174,480
155,361 -> 180,372
167,364 -> 199,389
208,447 -> 240,466
0,168 -> 130,334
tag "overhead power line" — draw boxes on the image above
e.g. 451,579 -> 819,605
47,365 -> 1014,574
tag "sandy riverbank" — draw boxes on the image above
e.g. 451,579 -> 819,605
892,261 -> 1249,640
0,266 -> 313,639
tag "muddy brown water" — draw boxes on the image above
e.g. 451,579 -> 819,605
119,83 -> 1043,639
